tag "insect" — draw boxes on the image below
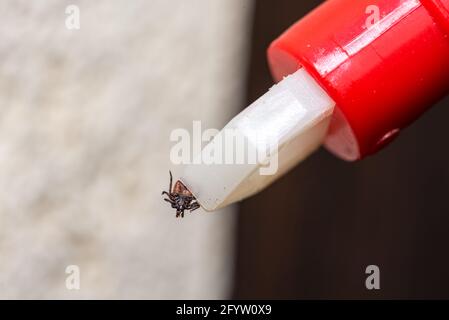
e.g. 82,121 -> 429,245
161,171 -> 200,218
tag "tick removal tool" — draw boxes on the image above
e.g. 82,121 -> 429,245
168,0 -> 449,215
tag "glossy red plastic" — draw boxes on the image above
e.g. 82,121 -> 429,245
268,0 -> 449,160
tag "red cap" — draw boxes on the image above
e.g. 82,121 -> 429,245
268,0 -> 449,160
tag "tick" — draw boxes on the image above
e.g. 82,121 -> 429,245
162,171 -> 200,218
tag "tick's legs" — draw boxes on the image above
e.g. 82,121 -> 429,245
189,202 -> 200,212
162,170 -> 174,196
168,170 -> 173,192
162,192 -> 176,202
164,198 -> 176,205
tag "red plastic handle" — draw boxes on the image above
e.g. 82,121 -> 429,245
268,0 -> 449,160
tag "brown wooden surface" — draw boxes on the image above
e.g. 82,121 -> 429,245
232,0 -> 449,299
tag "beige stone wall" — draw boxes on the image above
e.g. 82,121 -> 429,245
0,0 -> 252,299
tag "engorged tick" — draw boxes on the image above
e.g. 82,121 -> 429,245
161,171 -> 200,218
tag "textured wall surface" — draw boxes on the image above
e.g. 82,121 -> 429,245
0,0 -> 251,299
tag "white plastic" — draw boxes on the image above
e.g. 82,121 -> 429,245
180,68 -> 336,211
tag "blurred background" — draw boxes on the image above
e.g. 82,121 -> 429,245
0,0 -> 251,299
0,0 -> 449,299
234,0 -> 449,299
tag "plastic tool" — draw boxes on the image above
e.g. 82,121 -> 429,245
180,0 -> 449,211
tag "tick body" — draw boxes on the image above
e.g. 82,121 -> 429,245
162,171 -> 200,218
